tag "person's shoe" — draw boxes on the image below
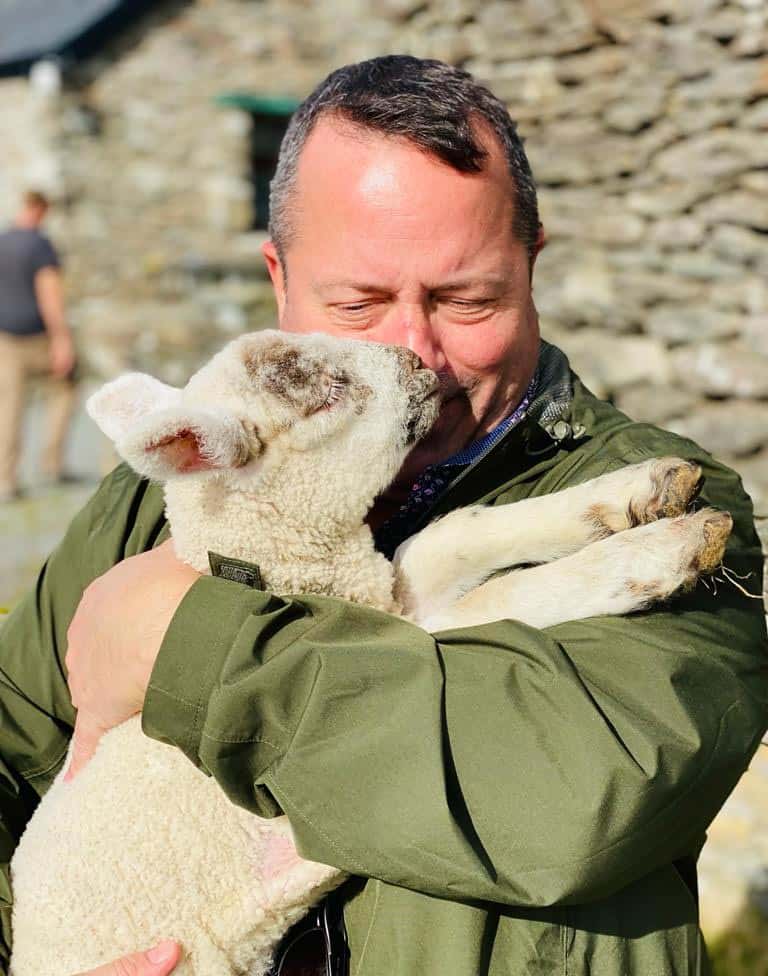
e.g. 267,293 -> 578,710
40,470 -> 87,488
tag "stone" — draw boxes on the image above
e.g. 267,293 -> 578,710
625,182 -> 713,217
672,342 -> 768,399
544,328 -> 672,398
646,305 -> 742,344
694,192 -> 768,231
667,401 -> 768,458
537,248 -> 619,321
697,6 -> 750,42
743,314 -> 768,357
743,99 -> 768,129
710,224 -> 768,264
653,30 -> 724,81
676,59 -> 768,102
464,25 -> 602,63
203,175 -> 252,232
614,383 -> 699,425
652,129 -> 768,180
666,251 -> 744,280
590,212 -> 647,244
477,0 -> 581,35
733,450 -> 768,517
670,99 -> 742,135
614,271 -> 705,306
739,171 -> 768,194
732,26 -> 768,57
603,87 -> 666,133
709,275 -> 768,313
648,216 -> 707,249
653,0 -> 722,20
554,46 -> 630,84
531,125 -> 666,184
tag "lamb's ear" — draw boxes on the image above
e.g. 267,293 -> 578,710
87,373 -> 183,444
87,374 -> 260,481
118,407 -> 259,481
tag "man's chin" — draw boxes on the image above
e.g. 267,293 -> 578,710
404,396 -> 473,466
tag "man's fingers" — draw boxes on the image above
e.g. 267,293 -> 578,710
75,940 -> 181,976
64,713 -> 108,781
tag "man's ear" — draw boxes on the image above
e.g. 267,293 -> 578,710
87,373 -> 183,443
261,239 -> 286,320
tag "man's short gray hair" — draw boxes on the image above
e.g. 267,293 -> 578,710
268,55 -> 540,268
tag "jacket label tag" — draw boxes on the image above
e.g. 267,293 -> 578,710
208,551 -> 263,589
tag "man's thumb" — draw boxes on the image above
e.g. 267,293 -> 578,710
78,940 -> 181,975
64,713 -> 106,781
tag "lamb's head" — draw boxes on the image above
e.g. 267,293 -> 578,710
87,330 -> 440,560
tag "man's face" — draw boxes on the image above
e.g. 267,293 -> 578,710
29,203 -> 48,226
262,116 -> 541,483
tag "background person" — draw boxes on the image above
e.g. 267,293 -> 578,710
1,58 -> 766,976
0,190 -> 77,501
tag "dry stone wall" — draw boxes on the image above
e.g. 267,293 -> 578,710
0,0 -> 766,940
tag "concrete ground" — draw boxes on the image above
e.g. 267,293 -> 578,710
0,383 -> 106,608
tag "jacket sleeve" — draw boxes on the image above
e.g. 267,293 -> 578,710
0,466 -> 166,970
143,446 -> 768,909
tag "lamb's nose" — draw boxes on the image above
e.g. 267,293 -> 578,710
393,347 -> 425,373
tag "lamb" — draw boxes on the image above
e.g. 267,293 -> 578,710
9,329 -> 731,976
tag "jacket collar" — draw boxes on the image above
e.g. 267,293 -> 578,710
415,340 -> 582,524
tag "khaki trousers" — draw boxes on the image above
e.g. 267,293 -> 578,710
0,332 -> 77,494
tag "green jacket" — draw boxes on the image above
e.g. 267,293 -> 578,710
1,343 -> 766,976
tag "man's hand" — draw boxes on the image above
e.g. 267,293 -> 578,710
35,266 -> 76,377
49,332 -> 76,378
65,540 -> 200,779
74,940 -> 180,975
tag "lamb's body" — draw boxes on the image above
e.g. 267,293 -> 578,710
9,331 -> 730,976
12,488 -> 397,976
12,720 -> 309,976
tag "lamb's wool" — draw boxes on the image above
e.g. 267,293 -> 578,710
11,719 -> 340,976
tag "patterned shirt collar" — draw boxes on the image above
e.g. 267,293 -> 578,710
438,371 -> 538,467
373,371 -> 538,559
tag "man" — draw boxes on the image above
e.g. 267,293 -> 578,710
1,57 -> 766,976
0,190 -> 77,501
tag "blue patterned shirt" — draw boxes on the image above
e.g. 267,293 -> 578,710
374,373 -> 537,559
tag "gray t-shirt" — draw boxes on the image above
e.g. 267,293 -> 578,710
0,226 -> 60,336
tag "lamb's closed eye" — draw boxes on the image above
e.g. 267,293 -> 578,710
315,377 -> 347,412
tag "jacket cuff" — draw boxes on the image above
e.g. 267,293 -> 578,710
142,575 -> 273,768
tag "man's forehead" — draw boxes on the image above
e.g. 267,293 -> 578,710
295,114 -> 512,204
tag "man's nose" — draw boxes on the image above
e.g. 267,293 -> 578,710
401,309 -> 445,373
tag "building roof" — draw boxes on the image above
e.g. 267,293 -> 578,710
0,0 -> 152,75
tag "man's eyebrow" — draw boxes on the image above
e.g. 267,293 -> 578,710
314,275 -> 510,295
313,280 -> 391,296
433,275 -> 509,292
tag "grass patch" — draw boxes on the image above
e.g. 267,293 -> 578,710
710,908 -> 768,976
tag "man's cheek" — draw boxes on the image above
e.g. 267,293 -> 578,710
444,328 -> 512,376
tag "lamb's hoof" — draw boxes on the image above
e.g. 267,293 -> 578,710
693,509 -> 733,574
639,458 -> 703,522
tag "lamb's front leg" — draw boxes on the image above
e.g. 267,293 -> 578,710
394,457 -> 702,624
418,508 -> 732,632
